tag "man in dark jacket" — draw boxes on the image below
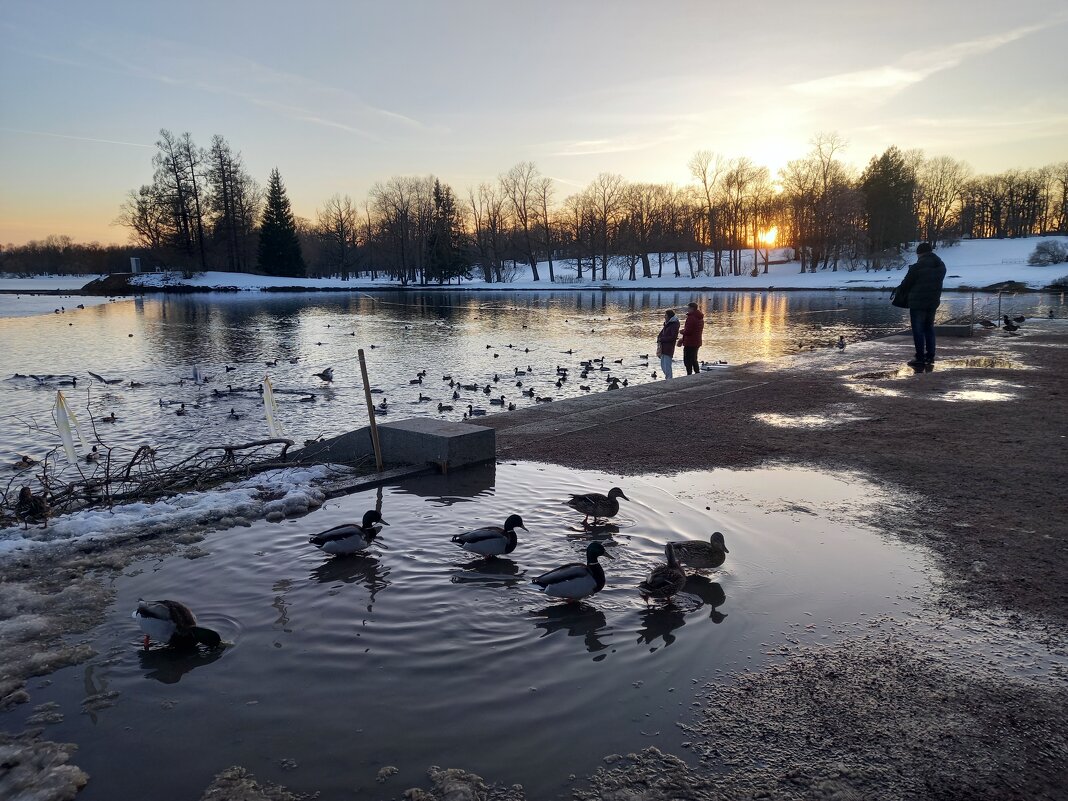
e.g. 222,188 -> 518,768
678,301 -> 705,375
897,242 -> 946,367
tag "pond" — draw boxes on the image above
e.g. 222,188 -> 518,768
0,461 -> 931,799
0,288 -> 1056,461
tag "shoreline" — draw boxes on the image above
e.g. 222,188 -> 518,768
2,323 -> 1066,800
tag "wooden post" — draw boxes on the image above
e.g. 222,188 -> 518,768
358,349 -> 384,472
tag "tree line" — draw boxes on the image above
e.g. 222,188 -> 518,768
3,129 -> 1066,279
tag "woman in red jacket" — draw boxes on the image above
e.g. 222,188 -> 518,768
678,302 -> 705,375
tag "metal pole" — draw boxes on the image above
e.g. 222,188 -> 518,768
358,348 -> 384,472
997,292 -> 1002,327
970,292 -> 975,334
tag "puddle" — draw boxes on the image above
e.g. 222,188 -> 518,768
851,357 -> 1028,382
753,406 -> 868,429
1,461 -> 932,800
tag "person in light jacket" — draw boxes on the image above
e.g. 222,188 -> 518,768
678,301 -> 705,375
896,242 -> 946,367
657,310 -> 681,379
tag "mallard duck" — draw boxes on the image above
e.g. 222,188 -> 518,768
12,455 -> 37,471
668,531 -> 729,570
309,510 -> 389,555
638,543 -> 687,604
451,514 -> 526,558
532,542 -> 612,601
15,486 -> 49,529
314,367 -> 334,382
132,599 -> 221,649
566,487 -> 629,524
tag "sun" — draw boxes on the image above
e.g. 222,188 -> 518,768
758,227 -> 778,246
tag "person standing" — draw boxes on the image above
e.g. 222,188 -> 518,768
656,310 -> 681,379
678,301 -> 705,375
896,242 -> 946,367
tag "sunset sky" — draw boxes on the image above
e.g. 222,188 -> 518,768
2,0 -> 1066,246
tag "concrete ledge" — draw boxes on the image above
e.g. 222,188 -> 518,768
377,417 -> 495,471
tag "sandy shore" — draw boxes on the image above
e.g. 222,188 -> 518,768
2,322 -> 1066,800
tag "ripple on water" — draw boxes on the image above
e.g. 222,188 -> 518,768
3,461 -> 933,801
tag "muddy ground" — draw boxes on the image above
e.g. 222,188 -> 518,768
2,323 -> 1066,800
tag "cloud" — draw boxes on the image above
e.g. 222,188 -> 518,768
790,20 -> 1059,102
0,128 -> 154,149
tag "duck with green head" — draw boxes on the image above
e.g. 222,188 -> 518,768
532,542 -> 613,601
309,510 -> 389,555
451,514 -> 526,558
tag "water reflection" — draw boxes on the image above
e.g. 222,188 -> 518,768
682,576 -> 728,623
530,603 -> 610,653
137,645 -> 227,684
635,606 -> 688,650
310,554 -> 391,610
451,556 -> 523,586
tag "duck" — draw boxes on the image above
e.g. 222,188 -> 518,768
1002,315 -> 1020,332
638,543 -> 687,604
309,510 -> 389,555
85,446 -> 100,463
978,318 -> 996,329
175,403 -> 187,416
451,514 -> 526,558
438,403 -> 454,412
836,336 -> 846,350
314,367 -> 334,382
668,531 -> 729,570
467,404 -> 487,416
15,486 -> 49,529
12,455 -> 38,471
228,408 -> 241,420
101,412 -> 117,423
532,541 -> 612,601
418,393 -> 432,402
490,395 -> 506,406
566,486 -> 629,524
132,599 -> 222,649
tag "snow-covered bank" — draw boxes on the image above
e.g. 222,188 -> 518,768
0,464 -> 346,559
0,274 -> 105,291
119,236 -> 1068,292
2,237 -> 1066,297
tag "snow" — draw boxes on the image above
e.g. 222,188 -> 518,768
0,239 -> 1065,297
0,464 -> 344,559
0,274 -> 105,291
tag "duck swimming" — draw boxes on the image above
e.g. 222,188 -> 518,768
451,514 -> 526,558
566,486 -> 629,524
132,599 -> 221,649
668,531 -> 729,570
532,541 -> 612,601
638,543 -> 687,604
309,510 -> 389,555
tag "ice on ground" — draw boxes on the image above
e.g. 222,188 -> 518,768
0,464 -> 345,559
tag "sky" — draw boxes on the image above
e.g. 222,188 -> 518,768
2,0 -> 1067,246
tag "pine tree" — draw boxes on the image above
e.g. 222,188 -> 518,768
860,147 -> 917,266
426,179 -> 471,284
257,168 -> 306,277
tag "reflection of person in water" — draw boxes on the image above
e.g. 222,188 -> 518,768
531,603 -> 610,653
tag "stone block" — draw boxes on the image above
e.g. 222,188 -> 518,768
377,417 -> 495,471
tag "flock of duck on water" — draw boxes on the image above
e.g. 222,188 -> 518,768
133,485 -> 729,650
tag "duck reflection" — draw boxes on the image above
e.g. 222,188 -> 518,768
310,554 -> 391,611
635,606 -> 687,649
530,602 -> 610,653
682,575 -> 728,623
568,521 -> 620,540
451,557 -> 523,586
137,644 -> 227,684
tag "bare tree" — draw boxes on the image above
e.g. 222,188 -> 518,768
500,162 -> 543,281
689,150 -> 725,275
587,173 -> 626,280
316,194 -> 359,279
915,154 -> 971,244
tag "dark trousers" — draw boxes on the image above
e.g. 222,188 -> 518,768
909,306 -> 937,361
683,346 -> 700,375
